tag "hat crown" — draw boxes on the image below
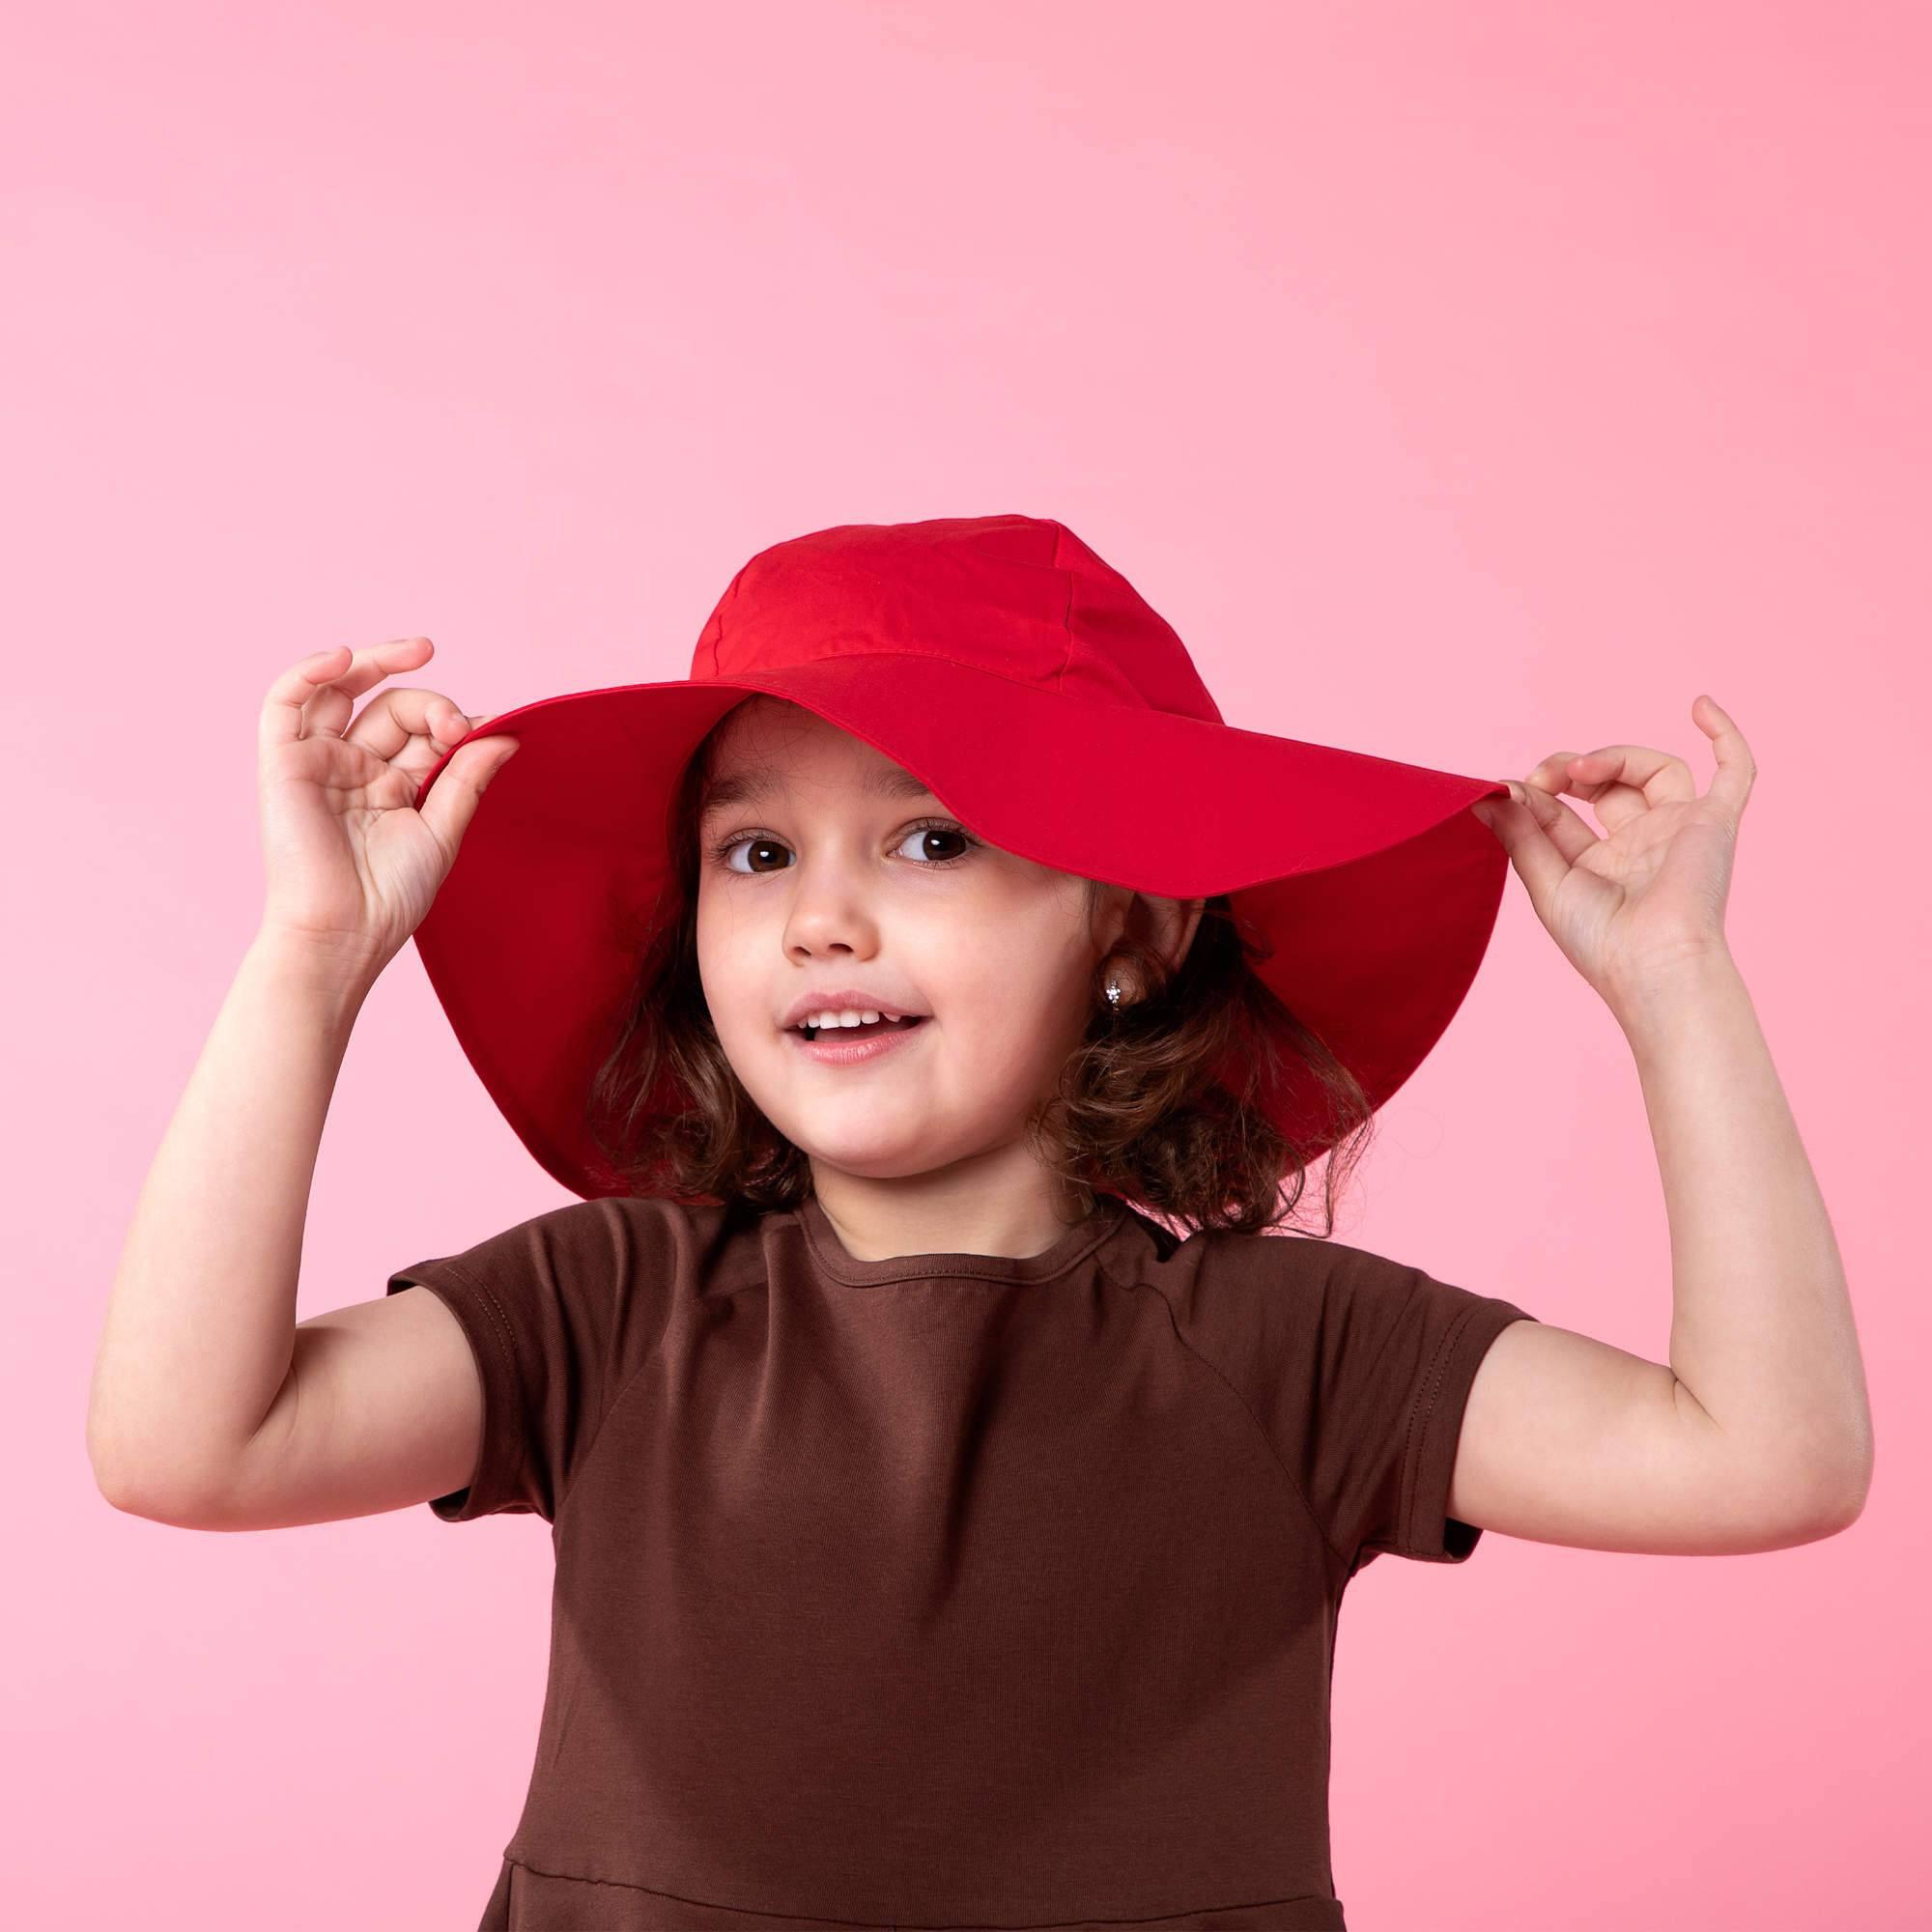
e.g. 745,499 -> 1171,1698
692,515 -> 1224,724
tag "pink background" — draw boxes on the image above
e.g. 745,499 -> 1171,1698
8,4 -> 1924,1927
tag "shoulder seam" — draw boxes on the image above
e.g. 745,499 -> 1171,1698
1096,1258 -> 1351,1577
551,1205 -> 688,1535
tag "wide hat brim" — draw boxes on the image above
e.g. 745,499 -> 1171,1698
409,653 -> 1512,1202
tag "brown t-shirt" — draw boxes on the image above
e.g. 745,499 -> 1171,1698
388,1190 -> 1537,1932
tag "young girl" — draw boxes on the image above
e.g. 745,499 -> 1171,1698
89,516 -> 1871,1931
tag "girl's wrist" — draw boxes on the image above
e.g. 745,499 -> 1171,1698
245,924 -> 388,1015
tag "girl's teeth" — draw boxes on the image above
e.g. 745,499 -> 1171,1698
795,1008 -> 930,1036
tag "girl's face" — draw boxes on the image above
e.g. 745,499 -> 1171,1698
695,696 -> 1123,1183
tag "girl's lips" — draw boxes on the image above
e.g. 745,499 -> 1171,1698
785,1015 -> 930,1065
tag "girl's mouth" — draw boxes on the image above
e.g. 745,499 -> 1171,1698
788,1014 -> 930,1064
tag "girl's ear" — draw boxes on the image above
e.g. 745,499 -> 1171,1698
1118,891 -> 1205,980
1168,895 -> 1207,974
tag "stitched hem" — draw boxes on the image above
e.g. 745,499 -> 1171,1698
500,1854 -> 1346,1929
1397,1295 -> 1537,1561
386,1259 -> 534,1520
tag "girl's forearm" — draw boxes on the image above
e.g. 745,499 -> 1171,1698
87,931 -> 377,1512
1617,948 -> 1872,1511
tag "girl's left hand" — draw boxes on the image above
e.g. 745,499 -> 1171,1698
1469,693 -> 1754,1018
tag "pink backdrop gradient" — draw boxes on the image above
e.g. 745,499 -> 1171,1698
8,3 -> 1923,1927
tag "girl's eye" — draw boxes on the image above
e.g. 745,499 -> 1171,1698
710,819 -> 980,875
892,822 -> 976,866
716,836 -> 791,876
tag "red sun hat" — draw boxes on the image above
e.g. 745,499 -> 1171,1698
409,513 -> 1512,1202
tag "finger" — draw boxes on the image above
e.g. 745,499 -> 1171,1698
414,733 -> 522,859
342,688 -> 482,763
1540,743 -> 1696,808
1551,753 -> 1653,834
1526,745 -> 1690,839
259,644 -> 355,753
1509,773 -> 1603,867
1692,694 -> 1755,823
258,638 -> 437,749
1521,750 -> 1635,825
1472,781 -> 1576,907
1528,744 -> 1695,803
302,637 -> 447,742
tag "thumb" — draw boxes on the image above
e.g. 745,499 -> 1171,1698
416,735 -> 521,858
1470,788 -> 1571,917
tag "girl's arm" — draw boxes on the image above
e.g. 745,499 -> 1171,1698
1447,949 -> 1871,1555
87,638 -> 521,1526
1442,699 -> 1872,1554
87,933 -> 378,1513
1625,949 -> 1869,1496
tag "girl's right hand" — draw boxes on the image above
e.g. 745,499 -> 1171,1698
255,637 -> 521,980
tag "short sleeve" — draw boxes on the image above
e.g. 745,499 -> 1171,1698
385,1194 -> 682,1524
1293,1238 -> 1538,1575
1163,1230 -> 1538,1578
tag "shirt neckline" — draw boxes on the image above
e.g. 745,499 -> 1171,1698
794,1190 -> 1131,1287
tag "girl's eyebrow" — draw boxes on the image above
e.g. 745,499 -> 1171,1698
699,766 -> 940,816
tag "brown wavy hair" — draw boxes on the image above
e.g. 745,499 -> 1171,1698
585,707 -> 1379,1237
